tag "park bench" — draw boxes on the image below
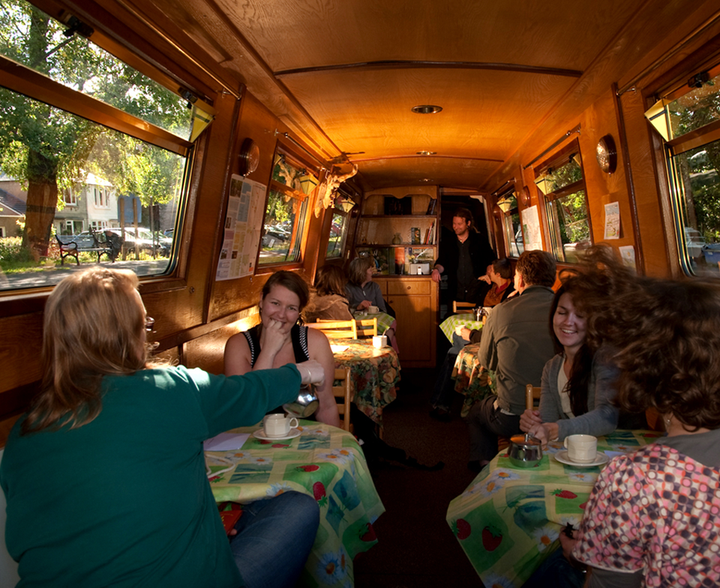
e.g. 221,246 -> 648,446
55,231 -> 122,265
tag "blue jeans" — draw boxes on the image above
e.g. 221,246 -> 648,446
230,491 -> 320,588
430,333 -> 469,410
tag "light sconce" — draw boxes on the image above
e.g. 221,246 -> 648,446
338,199 -> 356,213
496,194 -> 517,214
535,174 -> 554,196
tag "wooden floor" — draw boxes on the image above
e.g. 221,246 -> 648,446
353,367 -> 484,588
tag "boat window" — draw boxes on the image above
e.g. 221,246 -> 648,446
257,152 -> 314,266
534,141 -> 591,263
326,210 -> 349,259
497,192 -> 523,258
654,64 -> 720,275
0,0 -> 192,293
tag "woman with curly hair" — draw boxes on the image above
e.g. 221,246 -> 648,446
537,246 -> 720,588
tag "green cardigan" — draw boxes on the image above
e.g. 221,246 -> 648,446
0,364 -> 301,587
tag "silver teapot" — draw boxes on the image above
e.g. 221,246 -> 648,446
507,434 -> 543,468
283,385 -> 319,418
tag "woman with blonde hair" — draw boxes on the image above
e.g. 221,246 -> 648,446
0,267 -> 323,588
302,264 -> 353,323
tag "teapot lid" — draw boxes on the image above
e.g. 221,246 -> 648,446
510,434 -> 541,446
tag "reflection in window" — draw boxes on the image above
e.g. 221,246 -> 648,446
660,64 -> 720,275
326,211 -> 348,259
497,192 -> 523,258
258,153 -> 314,265
535,143 -> 591,263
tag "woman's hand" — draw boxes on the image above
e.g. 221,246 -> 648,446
519,408 -> 542,433
357,300 -> 371,311
259,318 -> 291,357
296,359 -> 325,386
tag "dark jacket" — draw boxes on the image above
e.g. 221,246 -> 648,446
435,230 -> 496,302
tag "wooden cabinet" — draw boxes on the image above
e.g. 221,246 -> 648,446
376,276 -> 437,368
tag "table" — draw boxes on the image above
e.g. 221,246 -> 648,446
206,422 -> 385,588
446,430 -> 663,588
331,338 -> 400,426
352,310 -> 395,335
451,343 -> 495,417
439,313 -> 483,343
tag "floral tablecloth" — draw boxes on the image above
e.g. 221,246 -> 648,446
352,311 -> 395,335
439,313 -> 483,343
331,338 -> 400,426
451,343 -> 495,417
446,430 -> 663,588
206,422 -> 385,588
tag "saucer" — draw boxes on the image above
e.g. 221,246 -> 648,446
554,450 -> 609,467
252,428 -> 301,441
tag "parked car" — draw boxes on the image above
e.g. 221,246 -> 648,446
106,228 -> 172,256
684,227 -> 706,259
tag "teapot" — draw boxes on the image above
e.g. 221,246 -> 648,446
507,434 -> 543,468
283,385 -> 319,418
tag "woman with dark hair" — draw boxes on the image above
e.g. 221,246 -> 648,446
529,246 -> 720,587
0,267 -> 323,588
519,276 -> 619,445
302,264 -> 353,323
225,270 -> 341,427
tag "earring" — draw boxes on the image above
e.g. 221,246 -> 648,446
663,414 -> 673,430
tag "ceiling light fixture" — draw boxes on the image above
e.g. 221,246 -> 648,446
411,105 -> 443,114
416,151 -> 436,156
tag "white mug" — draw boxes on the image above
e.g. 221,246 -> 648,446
564,434 -> 597,463
368,305 -> 379,314
263,414 -> 299,437
372,335 -> 387,349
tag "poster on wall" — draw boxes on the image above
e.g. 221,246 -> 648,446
215,175 -> 266,281
604,202 -> 621,240
521,205 -> 543,251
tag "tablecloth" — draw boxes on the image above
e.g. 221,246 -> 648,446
331,338 -> 400,426
206,422 -> 385,588
352,311 -> 394,335
451,343 -> 495,417
446,429 -> 663,587
439,313 -> 483,343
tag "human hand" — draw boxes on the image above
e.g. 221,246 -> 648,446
431,268 -> 442,283
260,318 -> 291,356
357,300 -> 371,311
559,527 -> 579,561
296,360 -> 325,386
479,275 -> 491,284
519,409 -> 542,433
460,327 -> 472,340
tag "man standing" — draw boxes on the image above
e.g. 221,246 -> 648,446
465,250 -> 557,471
431,208 -> 496,304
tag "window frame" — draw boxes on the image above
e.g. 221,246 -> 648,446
325,208 -> 350,260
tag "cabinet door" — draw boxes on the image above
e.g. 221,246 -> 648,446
388,293 -> 434,365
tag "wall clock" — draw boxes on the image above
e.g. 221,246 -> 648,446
596,134 -> 617,174
238,138 -> 260,176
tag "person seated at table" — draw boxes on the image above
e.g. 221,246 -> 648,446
519,277 -> 619,445
465,250 -> 557,472
345,256 -> 397,350
529,245 -> 720,588
429,260 -> 516,422
225,270 -> 341,427
302,264 -> 353,323
0,267 -> 324,588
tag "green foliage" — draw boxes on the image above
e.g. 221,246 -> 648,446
0,236 -> 34,265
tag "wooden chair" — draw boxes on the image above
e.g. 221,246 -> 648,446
452,301 -> 475,314
354,317 -> 378,338
333,368 -> 352,432
307,319 -> 357,339
498,384 -> 542,451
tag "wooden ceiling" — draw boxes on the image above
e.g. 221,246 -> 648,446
72,0 -> 717,190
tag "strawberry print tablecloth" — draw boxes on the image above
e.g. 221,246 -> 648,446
331,338 -> 400,426
446,429 -> 662,588
207,422 -> 384,588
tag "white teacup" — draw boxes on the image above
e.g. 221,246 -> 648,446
372,335 -> 387,349
367,305 -> 379,314
564,434 -> 597,463
263,414 -> 299,438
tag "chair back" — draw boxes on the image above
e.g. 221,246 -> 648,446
525,384 -> 541,410
452,301 -> 475,314
355,317 -> 378,338
333,368 -> 353,432
307,320 -> 357,339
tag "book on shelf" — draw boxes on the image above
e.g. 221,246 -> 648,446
425,198 -> 437,215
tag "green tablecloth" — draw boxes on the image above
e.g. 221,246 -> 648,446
207,422 -> 384,588
446,430 -> 664,587
352,311 -> 395,335
331,338 -> 400,426
439,313 -> 483,343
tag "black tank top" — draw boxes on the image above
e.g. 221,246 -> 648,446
243,324 -> 310,367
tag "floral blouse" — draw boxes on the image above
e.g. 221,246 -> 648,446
574,443 -> 720,587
